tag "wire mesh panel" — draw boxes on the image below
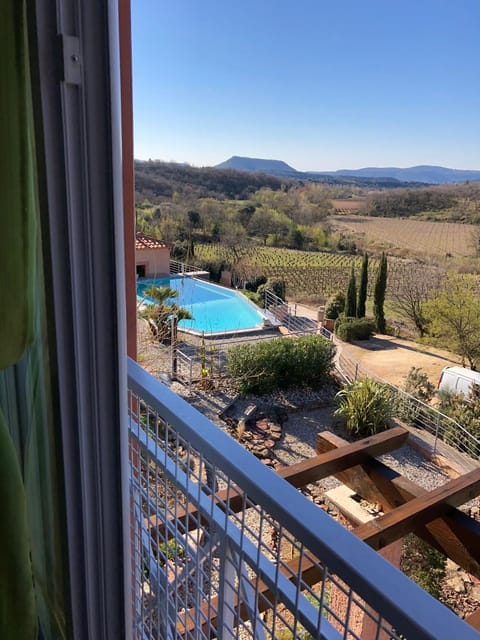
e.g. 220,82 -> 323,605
127,358 -> 478,640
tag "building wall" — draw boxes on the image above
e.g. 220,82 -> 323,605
136,247 -> 170,277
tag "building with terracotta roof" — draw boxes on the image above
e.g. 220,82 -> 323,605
135,232 -> 171,277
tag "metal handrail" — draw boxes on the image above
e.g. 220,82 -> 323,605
337,350 -> 480,459
170,258 -> 201,274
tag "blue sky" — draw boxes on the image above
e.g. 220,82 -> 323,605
132,1 -> 480,171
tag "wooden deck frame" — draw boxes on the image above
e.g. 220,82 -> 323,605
149,426 -> 409,538
317,431 -> 480,578
153,426 -> 480,636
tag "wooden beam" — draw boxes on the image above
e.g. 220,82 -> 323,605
465,607 -> 480,632
149,427 -> 408,537
354,468 -> 480,549
277,426 -> 408,488
177,551 -> 322,635
317,431 -> 480,577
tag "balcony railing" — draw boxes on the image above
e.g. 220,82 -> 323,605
127,358 -> 478,640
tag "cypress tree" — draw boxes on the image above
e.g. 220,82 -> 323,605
357,252 -> 368,318
374,253 -> 388,333
345,266 -> 357,317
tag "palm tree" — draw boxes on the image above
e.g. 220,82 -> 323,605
139,285 -> 192,341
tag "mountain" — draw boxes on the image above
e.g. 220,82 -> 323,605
215,156 -> 297,175
325,165 -> 480,184
215,157 -> 480,185
214,156 -> 425,188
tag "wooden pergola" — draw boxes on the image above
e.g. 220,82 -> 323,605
152,426 -> 480,635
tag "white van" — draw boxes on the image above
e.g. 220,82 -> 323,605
437,366 -> 480,397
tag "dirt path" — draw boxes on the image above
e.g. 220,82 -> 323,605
339,335 -> 460,387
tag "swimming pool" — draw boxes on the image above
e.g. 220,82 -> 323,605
137,276 -> 265,334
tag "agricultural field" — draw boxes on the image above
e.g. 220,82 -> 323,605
330,215 -> 476,258
194,244 -> 443,301
330,198 -> 367,213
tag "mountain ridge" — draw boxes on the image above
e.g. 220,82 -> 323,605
215,156 -> 480,184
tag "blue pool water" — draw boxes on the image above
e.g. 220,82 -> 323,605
137,276 -> 264,333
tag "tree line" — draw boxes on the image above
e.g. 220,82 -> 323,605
361,182 -> 480,222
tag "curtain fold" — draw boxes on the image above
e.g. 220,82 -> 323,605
0,2 -> 68,638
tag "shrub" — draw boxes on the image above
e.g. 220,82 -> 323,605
197,258 -> 226,282
337,236 -> 357,254
257,278 -> 286,302
438,384 -> 480,458
244,275 -> 267,292
334,378 -> 392,436
335,317 -> 374,342
324,291 -> 345,320
227,335 -> 335,395
394,367 -> 437,427
403,367 -> 435,403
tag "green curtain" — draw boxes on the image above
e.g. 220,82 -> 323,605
0,1 -> 68,638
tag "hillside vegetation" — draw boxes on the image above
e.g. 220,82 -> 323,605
135,160 -> 288,201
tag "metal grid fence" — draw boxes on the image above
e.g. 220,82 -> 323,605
128,358 -> 476,640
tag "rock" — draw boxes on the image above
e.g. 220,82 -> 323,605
446,575 -> 466,593
446,559 -> 460,572
469,585 -> 480,602
269,424 -> 282,434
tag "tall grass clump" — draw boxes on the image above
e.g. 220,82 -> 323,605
335,378 -> 392,436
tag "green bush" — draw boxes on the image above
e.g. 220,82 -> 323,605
324,291 -> 345,320
334,317 -> 374,342
257,278 -> 286,301
403,367 -> 435,403
197,257 -> 225,282
244,275 -> 267,292
334,378 -> 392,436
438,385 -> 480,458
227,335 -> 335,395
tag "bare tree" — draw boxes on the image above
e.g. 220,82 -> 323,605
390,264 -> 442,336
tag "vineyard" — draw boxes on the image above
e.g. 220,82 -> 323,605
330,198 -> 367,213
194,244 -> 443,300
331,215 -> 476,258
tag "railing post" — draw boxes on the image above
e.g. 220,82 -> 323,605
218,540 -> 236,640
355,363 -> 359,380
170,315 -> 177,378
433,414 -> 440,454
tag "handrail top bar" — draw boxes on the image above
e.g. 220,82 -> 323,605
127,357 -> 478,640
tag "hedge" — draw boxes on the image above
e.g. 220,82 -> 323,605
335,317 -> 374,342
227,335 -> 335,395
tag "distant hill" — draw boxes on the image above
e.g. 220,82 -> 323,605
216,156 -> 296,175
214,156 -> 426,188
135,160 -> 288,200
325,165 -> 480,184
